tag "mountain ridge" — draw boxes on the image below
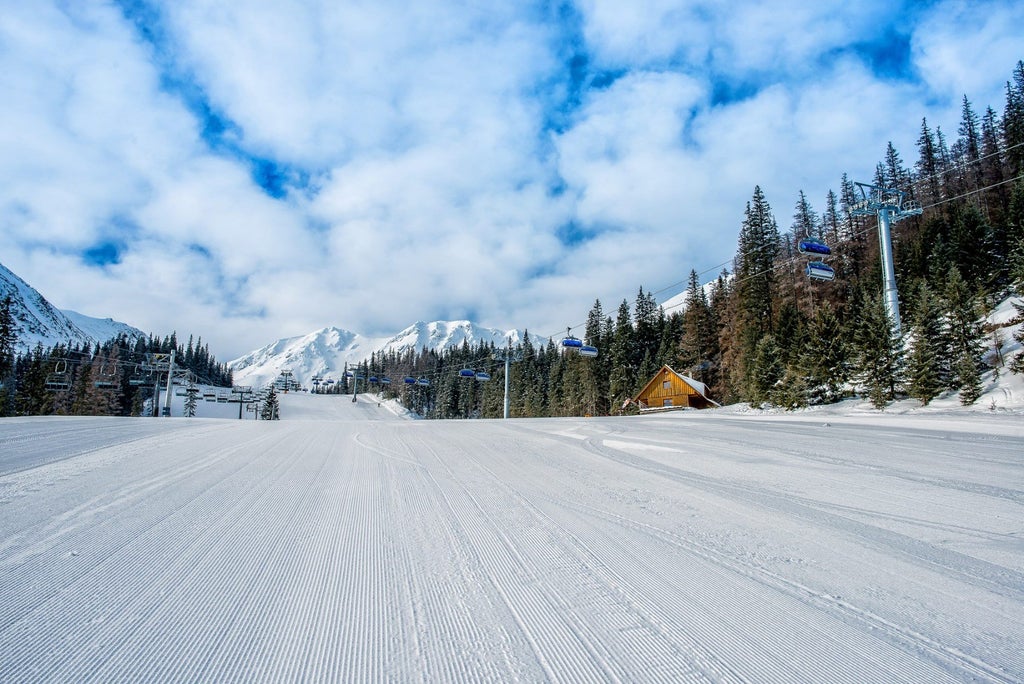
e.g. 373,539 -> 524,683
1,261 -> 146,353
228,320 -> 523,390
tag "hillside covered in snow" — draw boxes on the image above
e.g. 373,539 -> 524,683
1,261 -> 144,353
229,320 -> 522,389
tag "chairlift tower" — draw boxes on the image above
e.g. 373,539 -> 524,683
851,183 -> 922,337
492,344 -> 524,420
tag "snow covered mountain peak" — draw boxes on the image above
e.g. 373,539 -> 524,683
1,261 -> 145,353
228,320 -> 523,389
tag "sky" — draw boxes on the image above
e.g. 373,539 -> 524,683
1,1 -> 1022,360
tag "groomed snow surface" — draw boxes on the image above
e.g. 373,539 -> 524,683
2,394 -> 1023,683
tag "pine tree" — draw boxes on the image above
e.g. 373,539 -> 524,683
633,287 -> 661,386
608,300 -> 635,406
0,296 -> 16,416
734,186 -> 781,400
679,270 -> 708,376
943,267 -> 985,403
948,203 -> 992,292
1009,302 -> 1024,375
581,299 -> 608,415
261,386 -> 280,420
956,95 -> 982,192
883,142 -> 911,194
907,284 -> 945,405
1004,61 -> 1024,177
183,382 -> 198,417
802,302 -> 848,404
1007,179 -> 1024,287
792,190 -> 818,244
956,354 -> 982,406
18,345 -> 50,416
823,190 -> 841,246
916,118 -> 942,206
853,290 -> 905,409
748,335 -> 782,408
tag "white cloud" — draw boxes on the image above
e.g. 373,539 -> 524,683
912,0 -> 1024,110
1,0 -> 1020,359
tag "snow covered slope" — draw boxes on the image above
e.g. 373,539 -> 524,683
1,407 -> 1021,681
229,320 -> 522,389
1,261 -> 144,353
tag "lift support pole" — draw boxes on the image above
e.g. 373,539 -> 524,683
851,183 -> 922,337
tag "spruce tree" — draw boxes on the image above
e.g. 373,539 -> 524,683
853,290 -> 905,409
0,296 -> 14,376
1007,179 -> 1024,287
916,118 -> 942,206
956,95 -> 982,192
907,284 -> 945,405
1009,302 -> 1024,375
802,302 -> 847,404
883,141 -> 911,194
792,190 -> 818,243
581,299 -> 608,415
261,386 -> 280,420
0,296 -> 16,416
679,270 -> 710,377
749,335 -> 782,408
183,382 -> 198,417
734,186 -> 781,401
1004,61 -> 1024,178
943,267 -> 985,403
608,300 -> 635,406
956,354 -> 983,406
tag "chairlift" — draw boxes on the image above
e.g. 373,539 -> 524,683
403,376 -> 416,385
474,371 -> 491,381
806,261 -> 836,281
459,368 -> 476,378
579,345 -> 599,358
561,337 -> 583,348
380,377 -> 391,385
417,377 -> 430,386
369,376 -> 379,384
45,360 -> 71,391
797,238 -> 831,256
128,364 -> 150,386
94,363 -> 116,388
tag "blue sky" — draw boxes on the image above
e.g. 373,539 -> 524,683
1,0 -> 1021,359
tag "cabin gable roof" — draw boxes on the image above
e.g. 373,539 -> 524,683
632,364 -> 720,409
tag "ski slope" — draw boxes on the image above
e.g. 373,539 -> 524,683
1,395 -> 1022,682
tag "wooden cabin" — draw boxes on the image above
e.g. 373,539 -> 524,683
632,365 -> 719,411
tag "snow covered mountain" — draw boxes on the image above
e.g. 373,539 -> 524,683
1,261 -> 145,353
229,320 -> 522,389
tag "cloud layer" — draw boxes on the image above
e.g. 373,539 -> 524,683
2,0 -> 1020,358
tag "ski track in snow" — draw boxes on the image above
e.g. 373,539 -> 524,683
1,397 -> 1023,682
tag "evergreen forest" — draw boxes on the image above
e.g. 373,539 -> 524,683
0,322 -> 233,418
340,61 -> 1024,418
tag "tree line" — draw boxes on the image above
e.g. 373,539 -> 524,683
0,320 -> 233,417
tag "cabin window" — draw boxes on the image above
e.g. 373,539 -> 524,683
663,398 -> 673,407
662,381 -> 671,390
